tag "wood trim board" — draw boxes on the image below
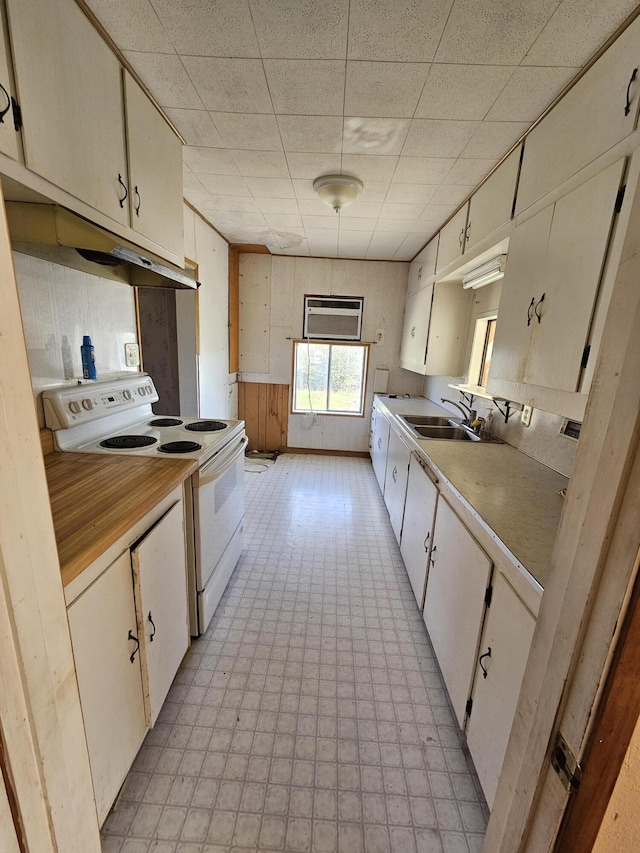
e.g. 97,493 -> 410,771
238,382 -> 289,451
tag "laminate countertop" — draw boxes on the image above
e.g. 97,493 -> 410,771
44,452 -> 198,588
375,396 -> 569,594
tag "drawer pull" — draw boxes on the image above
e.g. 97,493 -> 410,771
527,296 -> 535,326
377,437 -> 382,450
148,611 -> 156,642
534,292 -> 545,323
392,465 -> 398,483
134,185 -> 141,216
625,67 -> 638,116
480,646 -> 492,678
128,629 -> 140,663
117,173 -> 128,208
429,545 -> 437,566
423,531 -> 430,552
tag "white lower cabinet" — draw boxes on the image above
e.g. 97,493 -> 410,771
423,499 -> 493,728
371,407 -> 390,492
465,572 -> 536,808
400,454 -> 438,609
67,550 -> 147,826
383,426 -> 411,543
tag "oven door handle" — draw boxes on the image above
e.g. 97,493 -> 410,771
198,434 -> 248,484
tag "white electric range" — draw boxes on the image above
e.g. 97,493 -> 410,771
42,374 -> 247,635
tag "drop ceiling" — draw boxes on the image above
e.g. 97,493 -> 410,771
85,0 -> 638,261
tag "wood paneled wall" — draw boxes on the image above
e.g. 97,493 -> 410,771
238,382 -> 289,451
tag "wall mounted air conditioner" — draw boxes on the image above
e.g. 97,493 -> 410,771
303,295 -> 364,340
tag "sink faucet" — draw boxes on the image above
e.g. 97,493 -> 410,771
441,397 -> 476,425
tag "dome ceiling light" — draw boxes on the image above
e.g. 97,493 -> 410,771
313,174 -> 364,213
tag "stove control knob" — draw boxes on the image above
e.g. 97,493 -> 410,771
81,398 -> 94,411
68,400 -> 81,414
123,389 -> 132,401
138,386 -> 146,396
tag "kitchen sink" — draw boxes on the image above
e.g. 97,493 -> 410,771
399,414 -> 461,427
413,425 -> 480,441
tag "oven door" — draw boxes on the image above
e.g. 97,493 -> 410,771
192,434 -> 247,592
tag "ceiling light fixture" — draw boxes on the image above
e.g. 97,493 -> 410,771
462,254 -> 508,290
313,174 -> 364,213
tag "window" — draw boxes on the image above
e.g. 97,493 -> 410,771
292,341 -> 369,416
467,312 -> 498,390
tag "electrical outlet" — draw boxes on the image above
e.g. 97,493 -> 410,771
521,405 -> 533,427
375,328 -> 385,346
124,343 -> 140,367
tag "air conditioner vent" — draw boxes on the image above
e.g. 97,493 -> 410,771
303,295 -> 364,341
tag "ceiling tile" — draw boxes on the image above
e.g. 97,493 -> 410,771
264,60 -> 345,115
255,197 -> 301,214
367,230 -> 405,252
123,52 -> 203,108
302,215 -> 339,230
339,231 -> 372,246
339,244 -> 371,258
378,218 -> 424,233
150,0 -> 259,56
429,185 -> 475,205
403,120 -> 479,158
211,211 -> 268,226
385,183 -> 438,205
250,0 -> 349,59
281,242 -> 310,255
86,0 -> 174,52
348,0 -> 455,62
522,0 -> 639,67
343,117 -> 411,155
434,0 -> 560,65
420,203 -> 457,221
277,115 -> 343,153
183,147 -> 239,175
286,152 -> 342,179
306,231 -> 339,254
182,57 -> 270,113
272,228 -> 308,250
264,213 -> 304,228
461,121 -> 529,158
292,179 -> 317,199
339,201 -> 383,219
163,109 -> 225,146
358,182 -> 392,202
183,171 -> 207,195
380,203 -> 425,220
196,174 -> 251,196
210,113 -> 282,151
230,150 -> 290,178
198,195 -> 260,213
485,66 -> 577,122
341,154 -> 398,183
395,233 -> 430,259
393,157 -> 455,184
298,198 -> 336,216
345,62 -> 430,118
442,158 -> 498,185
415,64 -> 515,120
337,217 -> 379,231
245,177 -> 296,198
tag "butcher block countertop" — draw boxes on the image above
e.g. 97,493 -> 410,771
44,452 -> 197,587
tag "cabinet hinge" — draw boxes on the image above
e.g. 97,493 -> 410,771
484,584 -> 493,607
551,732 -> 582,792
465,697 -> 473,718
615,184 -> 626,214
580,345 -> 591,370
11,97 -> 22,132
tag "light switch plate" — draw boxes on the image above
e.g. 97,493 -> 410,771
375,328 -> 385,346
521,405 -> 533,427
124,343 -> 140,367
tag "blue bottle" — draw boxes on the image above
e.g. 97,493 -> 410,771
81,335 -> 97,380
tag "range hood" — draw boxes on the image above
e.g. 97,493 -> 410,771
5,202 -> 199,290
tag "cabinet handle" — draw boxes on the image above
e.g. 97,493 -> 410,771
459,228 -> 465,248
134,185 -> 141,216
0,82 -> 11,124
465,222 -> 471,243
392,465 -> 398,483
479,646 -> 492,678
128,629 -> 140,663
527,296 -> 535,326
429,545 -> 437,566
117,173 -> 128,208
534,292 -> 546,323
423,531 -> 430,552
410,325 -> 416,338
377,437 -> 382,449
625,68 -> 638,116
148,611 -> 156,642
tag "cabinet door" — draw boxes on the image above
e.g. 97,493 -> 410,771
435,206 -> 468,273
465,573 -> 536,808
408,237 -> 438,295
383,427 -> 411,543
399,285 -> 433,374
371,411 -> 390,492
517,14 -> 640,213
424,282 -> 472,376
0,771 -> 20,853
124,72 -> 184,258
524,158 -> 625,391
0,4 -> 19,160
6,0 -> 128,225
424,500 -> 492,728
67,551 -> 147,825
400,455 -> 438,609
466,147 -> 520,251
132,500 -> 189,727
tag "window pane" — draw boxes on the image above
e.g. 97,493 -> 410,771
328,345 -> 365,413
294,342 -> 329,411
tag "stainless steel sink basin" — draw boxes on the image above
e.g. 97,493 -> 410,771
413,425 -> 480,441
399,414 -> 461,427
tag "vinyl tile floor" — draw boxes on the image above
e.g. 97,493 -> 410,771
102,454 -> 488,853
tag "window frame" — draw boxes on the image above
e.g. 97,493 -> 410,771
290,339 -> 370,418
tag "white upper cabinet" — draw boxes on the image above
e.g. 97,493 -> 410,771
6,0 -> 128,226
124,72 -> 184,259
400,284 -> 434,374
516,15 -> 640,214
435,206 -> 468,274
466,147 -> 520,252
407,236 -> 438,295
0,4 -> 19,161
489,158 -> 625,400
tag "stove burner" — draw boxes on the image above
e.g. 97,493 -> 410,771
149,418 -> 183,427
100,435 -> 157,449
158,440 -> 202,454
185,420 -> 228,432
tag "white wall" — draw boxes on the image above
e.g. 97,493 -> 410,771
239,254 -> 424,452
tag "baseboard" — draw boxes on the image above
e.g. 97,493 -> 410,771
281,447 -> 371,458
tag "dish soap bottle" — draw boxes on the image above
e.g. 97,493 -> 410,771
80,335 -> 97,380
